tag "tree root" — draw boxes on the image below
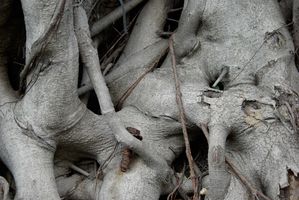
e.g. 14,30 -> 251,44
200,124 -> 272,200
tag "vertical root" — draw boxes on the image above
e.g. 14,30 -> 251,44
207,124 -> 230,200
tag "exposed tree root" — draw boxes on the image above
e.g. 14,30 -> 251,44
19,0 -> 66,94
1,0 -> 299,199
172,0 -> 204,59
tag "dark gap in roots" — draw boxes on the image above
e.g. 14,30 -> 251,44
78,59 -> 84,88
161,128 -> 208,200
193,129 -> 209,174
209,81 -> 224,91
0,161 -> 10,179
97,22 -> 128,62
87,91 -> 101,115
155,49 -> 169,69
172,128 -> 209,175
96,1 -> 144,64
7,0 -> 26,91
162,0 -> 184,38
0,160 -> 15,197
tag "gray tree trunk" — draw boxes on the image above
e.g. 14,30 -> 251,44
0,0 -> 298,200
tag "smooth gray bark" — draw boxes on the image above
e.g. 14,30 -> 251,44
0,0 -> 298,200
106,0 -> 299,199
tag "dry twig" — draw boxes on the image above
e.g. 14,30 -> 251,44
169,36 -> 199,200
115,46 -> 168,110
168,164 -> 190,200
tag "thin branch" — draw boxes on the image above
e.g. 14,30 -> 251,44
168,7 -> 183,13
78,12 -> 140,97
74,6 -> 165,168
118,0 -> 128,34
169,36 -> 199,200
168,164 -> 191,200
75,6 -> 115,114
167,18 -> 179,23
96,143 -> 119,179
79,0 -> 168,96
212,66 -> 229,88
78,33 -> 163,97
68,163 -> 90,177
90,0 -> 146,37
78,84 -> 92,96
103,63 -> 114,75
87,0 -> 100,18
99,11 -> 140,58
72,0 -> 84,7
